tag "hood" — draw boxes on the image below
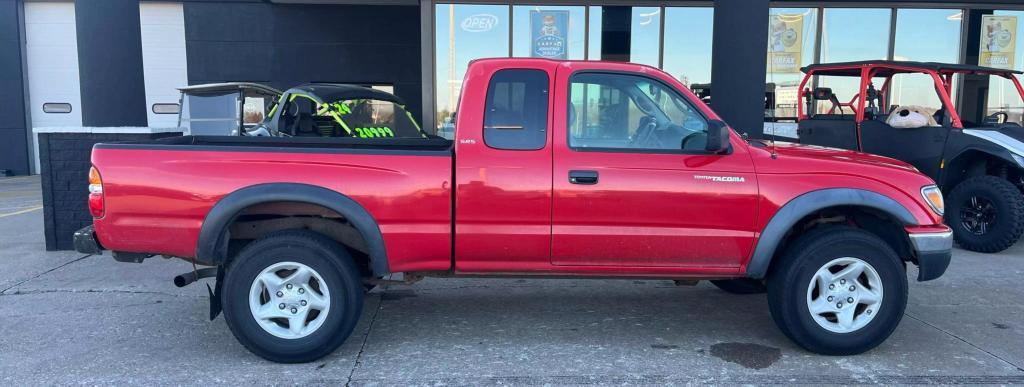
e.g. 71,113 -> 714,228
963,126 -> 1024,158
753,141 -> 920,173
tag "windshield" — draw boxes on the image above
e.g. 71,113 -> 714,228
986,75 -> 1024,126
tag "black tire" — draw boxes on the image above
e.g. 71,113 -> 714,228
221,230 -> 364,363
946,176 -> 1024,253
710,278 -> 767,294
767,226 -> 907,355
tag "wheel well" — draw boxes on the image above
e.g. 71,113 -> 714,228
767,205 -> 913,274
224,201 -> 373,277
944,151 -> 1024,193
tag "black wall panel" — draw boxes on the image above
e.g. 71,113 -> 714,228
75,0 -> 149,127
711,0 -> 770,138
184,2 -> 423,122
600,6 -> 631,62
0,0 -> 29,175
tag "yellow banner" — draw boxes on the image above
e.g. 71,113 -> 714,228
767,14 -> 804,73
980,15 -> 1017,69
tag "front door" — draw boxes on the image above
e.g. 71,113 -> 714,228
551,72 -> 759,269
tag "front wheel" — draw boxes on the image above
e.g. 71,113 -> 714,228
767,226 -> 907,355
221,230 -> 364,363
946,176 -> 1024,253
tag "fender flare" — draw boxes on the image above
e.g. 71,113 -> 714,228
196,183 -> 389,275
941,145 -> 1022,188
745,188 -> 917,279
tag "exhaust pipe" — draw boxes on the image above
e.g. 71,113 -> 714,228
174,267 -> 219,288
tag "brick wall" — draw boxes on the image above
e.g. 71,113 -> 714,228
38,132 -> 181,250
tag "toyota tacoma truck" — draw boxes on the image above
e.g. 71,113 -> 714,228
75,58 -> 953,363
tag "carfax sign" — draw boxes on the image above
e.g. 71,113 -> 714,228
531,10 -> 569,59
766,14 -> 804,73
980,15 -> 1017,69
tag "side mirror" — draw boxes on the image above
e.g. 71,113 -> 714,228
705,119 -> 730,153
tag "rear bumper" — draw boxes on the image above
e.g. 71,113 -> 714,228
73,225 -> 104,255
908,228 -> 953,281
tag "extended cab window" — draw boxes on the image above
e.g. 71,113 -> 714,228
483,69 -> 549,150
568,73 -> 708,151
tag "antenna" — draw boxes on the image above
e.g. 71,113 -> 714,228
767,24 -> 778,160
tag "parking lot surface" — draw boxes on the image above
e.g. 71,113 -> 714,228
1,175 -> 1023,385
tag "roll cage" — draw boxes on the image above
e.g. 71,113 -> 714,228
798,60 -> 1024,130
263,83 -> 426,139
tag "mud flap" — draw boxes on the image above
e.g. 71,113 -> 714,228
208,266 -> 225,320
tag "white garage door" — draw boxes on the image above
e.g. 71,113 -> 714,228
24,1 -> 83,129
140,2 -> 188,128
24,1 -> 82,173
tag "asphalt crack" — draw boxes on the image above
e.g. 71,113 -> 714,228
905,312 -> 1024,372
346,292 -> 385,387
0,254 -> 91,294
0,288 -> 199,298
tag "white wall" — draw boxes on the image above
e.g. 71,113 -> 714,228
140,2 -> 188,128
24,1 -> 83,173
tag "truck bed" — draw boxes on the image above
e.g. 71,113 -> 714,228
90,135 -> 454,273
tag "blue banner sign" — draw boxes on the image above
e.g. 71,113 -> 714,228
531,10 -> 569,59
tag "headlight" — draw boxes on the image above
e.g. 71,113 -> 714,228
921,185 -> 944,216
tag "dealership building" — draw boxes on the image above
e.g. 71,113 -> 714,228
2,0 -> 1024,176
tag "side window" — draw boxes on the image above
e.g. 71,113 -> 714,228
568,73 -> 708,151
483,69 -> 549,150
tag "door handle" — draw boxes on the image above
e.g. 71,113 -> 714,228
569,170 -> 599,185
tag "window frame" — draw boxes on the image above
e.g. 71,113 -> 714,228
481,67 -> 551,151
565,70 -> 718,155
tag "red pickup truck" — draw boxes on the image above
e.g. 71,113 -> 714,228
76,58 -> 952,363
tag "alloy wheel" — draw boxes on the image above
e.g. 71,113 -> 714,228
805,257 -> 883,334
960,195 -> 997,236
248,261 -> 331,339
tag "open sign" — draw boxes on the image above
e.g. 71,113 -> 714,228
461,14 -> 498,32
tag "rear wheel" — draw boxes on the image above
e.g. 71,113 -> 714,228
222,230 -> 363,363
710,278 -> 767,294
946,176 -> 1024,253
767,226 -> 907,355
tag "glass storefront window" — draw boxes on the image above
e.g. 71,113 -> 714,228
819,8 -> 892,113
662,7 -> 714,87
630,7 -> 661,67
988,11 -> 1024,125
512,6 -> 586,60
588,6 -> 602,60
765,8 -> 818,121
891,9 -> 962,110
435,4 -> 510,137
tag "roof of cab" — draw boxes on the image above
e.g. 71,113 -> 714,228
286,84 -> 406,105
177,82 -> 283,96
802,60 -> 1023,76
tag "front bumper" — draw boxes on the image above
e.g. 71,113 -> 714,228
908,228 -> 953,281
73,225 -> 104,255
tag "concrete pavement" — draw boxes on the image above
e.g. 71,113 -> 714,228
1,175 -> 1023,385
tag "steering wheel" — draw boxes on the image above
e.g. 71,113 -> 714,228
630,116 -> 663,148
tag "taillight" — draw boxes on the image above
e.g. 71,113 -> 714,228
88,166 -> 104,218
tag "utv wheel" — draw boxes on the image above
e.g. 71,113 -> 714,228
767,226 -> 907,355
711,278 -> 767,294
221,230 -> 363,363
947,176 -> 1024,253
